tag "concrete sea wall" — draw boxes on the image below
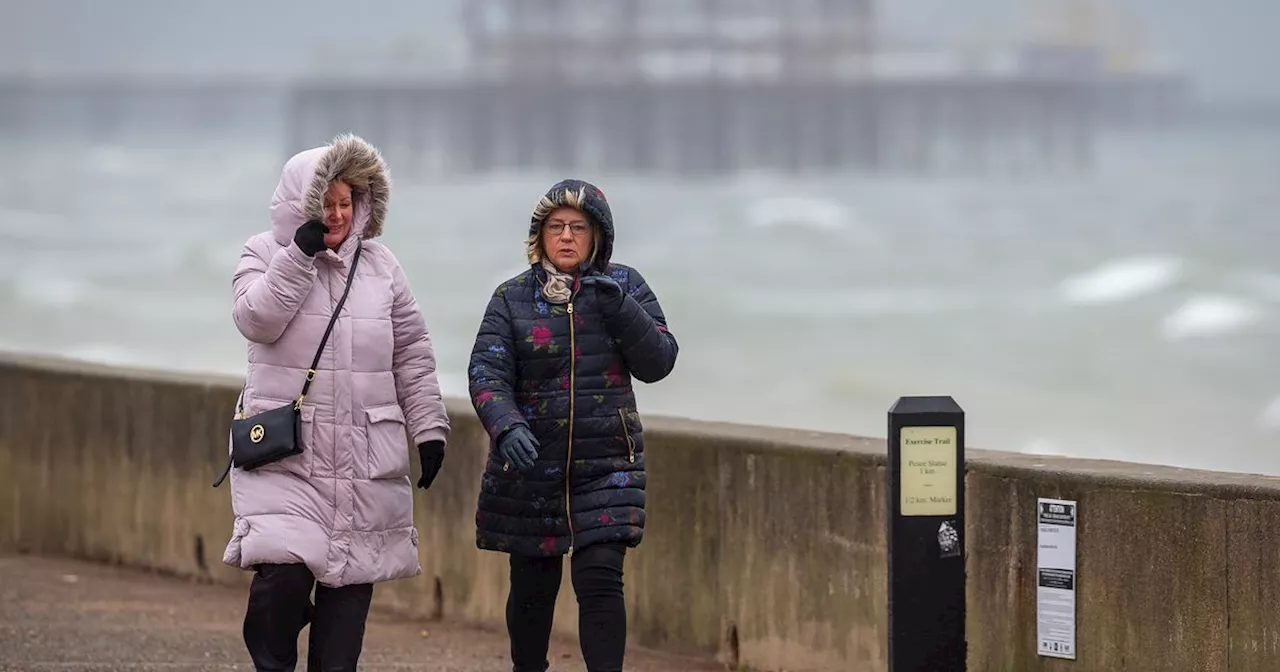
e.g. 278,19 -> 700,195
2,352 -> 1278,671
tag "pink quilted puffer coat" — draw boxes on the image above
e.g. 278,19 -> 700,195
221,134 -> 450,587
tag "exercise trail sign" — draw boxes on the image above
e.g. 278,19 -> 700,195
887,395 -> 966,671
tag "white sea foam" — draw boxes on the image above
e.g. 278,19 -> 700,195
60,343 -> 145,368
1160,293 -> 1263,340
1058,255 -> 1183,305
744,196 -> 848,232
1019,437 -> 1067,457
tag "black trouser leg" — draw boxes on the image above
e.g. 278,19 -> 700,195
506,553 -> 564,672
243,563 -> 315,672
571,543 -> 627,672
305,581 -> 374,672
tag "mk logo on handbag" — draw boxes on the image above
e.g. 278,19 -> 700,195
250,424 -> 265,443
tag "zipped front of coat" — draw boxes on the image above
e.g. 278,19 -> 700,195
564,295 -> 578,556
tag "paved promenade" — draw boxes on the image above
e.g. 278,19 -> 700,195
0,555 -> 722,672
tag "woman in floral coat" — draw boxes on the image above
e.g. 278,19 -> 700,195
467,178 -> 678,672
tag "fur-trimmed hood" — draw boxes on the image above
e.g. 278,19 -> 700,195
526,178 -> 615,274
269,133 -> 391,251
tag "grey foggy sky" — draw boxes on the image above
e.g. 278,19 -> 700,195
1,0 -> 1276,103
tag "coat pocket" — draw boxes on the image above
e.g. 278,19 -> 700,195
365,403 -> 409,480
617,408 -> 637,464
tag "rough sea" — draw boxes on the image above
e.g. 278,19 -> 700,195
2,122 -> 1278,475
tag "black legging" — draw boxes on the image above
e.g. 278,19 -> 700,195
506,542 -> 627,672
242,563 -> 374,672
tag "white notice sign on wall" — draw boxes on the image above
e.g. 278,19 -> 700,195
1037,498 -> 1077,660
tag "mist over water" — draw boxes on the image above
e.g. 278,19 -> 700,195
2,121 -> 1278,476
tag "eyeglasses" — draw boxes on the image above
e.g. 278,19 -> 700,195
545,221 -> 590,237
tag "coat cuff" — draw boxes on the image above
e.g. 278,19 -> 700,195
413,426 -> 449,447
284,240 -> 317,268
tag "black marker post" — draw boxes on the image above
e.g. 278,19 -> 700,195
887,395 -> 966,671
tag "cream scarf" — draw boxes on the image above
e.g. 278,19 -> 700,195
540,259 -> 574,304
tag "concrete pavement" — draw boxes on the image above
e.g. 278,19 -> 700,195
0,554 -> 723,672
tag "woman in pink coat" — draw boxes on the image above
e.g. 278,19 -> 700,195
220,133 -> 450,671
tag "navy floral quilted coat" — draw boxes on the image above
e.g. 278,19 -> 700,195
468,179 -> 679,557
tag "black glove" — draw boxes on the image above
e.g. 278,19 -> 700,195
578,273 -> 624,317
416,440 -> 444,490
294,219 -> 328,257
498,426 -> 539,472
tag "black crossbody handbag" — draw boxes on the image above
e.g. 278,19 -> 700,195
212,244 -> 362,488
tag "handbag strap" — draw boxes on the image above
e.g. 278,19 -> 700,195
218,243 -> 363,489
233,243 -> 363,419
295,242 -> 363,411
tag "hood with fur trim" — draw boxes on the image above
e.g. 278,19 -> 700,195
526,178 -> 615,274
269,133 -> 391,249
